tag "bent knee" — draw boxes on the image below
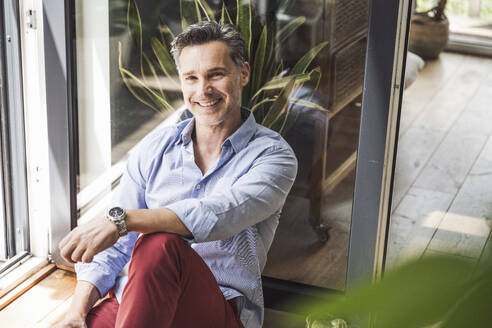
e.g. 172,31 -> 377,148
134,233 -> 187,256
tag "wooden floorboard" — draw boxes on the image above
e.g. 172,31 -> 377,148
0,269 -> 76,328
389,51 -> 492,268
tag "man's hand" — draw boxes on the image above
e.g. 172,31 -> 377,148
59,217 -> 119,263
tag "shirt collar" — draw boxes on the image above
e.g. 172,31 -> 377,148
225,108 -> 257,153
174,107 -> 257,153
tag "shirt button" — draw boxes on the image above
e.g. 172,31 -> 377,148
196,184 -> 201,190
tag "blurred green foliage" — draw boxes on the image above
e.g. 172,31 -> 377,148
290,255 -> 492,328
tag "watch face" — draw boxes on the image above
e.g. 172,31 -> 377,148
109,207 -> 124,217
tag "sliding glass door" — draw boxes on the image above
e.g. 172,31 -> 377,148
0,0 -> 30,270
46,0 -> 412,309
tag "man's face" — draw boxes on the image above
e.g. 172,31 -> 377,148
178,41 -> 250,127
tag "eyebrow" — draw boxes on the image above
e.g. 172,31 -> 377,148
181,66 -> 229,76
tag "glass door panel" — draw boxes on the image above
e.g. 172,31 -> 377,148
73,0 -> 370,292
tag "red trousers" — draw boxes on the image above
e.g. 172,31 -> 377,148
85,233 -> 243,328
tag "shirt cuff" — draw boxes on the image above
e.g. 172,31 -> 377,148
165,198 -> 218,242
75,262 -> 116,298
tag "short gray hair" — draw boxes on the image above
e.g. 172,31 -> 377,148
171,21 -> 246,69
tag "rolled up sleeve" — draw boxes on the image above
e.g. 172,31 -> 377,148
166,145 -> 297,242
75,145 -> 149,295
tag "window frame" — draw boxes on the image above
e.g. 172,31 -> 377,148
40,0 -> 78,265
0,0 -> 30,266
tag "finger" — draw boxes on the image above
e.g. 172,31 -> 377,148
58,228 -> 78,250
81,248 -> 95,263
70,243 -> 87,263
59,240 -> 78,264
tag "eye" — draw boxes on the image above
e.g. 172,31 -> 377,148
210,72 -> 224,79
185,76 -> 197,81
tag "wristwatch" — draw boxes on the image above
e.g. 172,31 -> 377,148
106,206 -> 128,236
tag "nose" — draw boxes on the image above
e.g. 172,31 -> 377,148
198,79 -> 213,96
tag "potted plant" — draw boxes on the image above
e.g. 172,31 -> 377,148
408,0 -> 449,60
119,0 -> 330,135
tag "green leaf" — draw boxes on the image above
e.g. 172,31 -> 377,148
275,16 -> 306,45
264,20 -> 276,81
237,0 -> 252,60
220,2 -> 233,24
277,101 -> 295,135
127,0 -> 142,52
274,61 -> 284,77
122,66 -> 175,112
196,0 -> 215,21
142,53 -> 165,98
262,77 -> 296,128
252,73 -> 311,99
151,37 -> 179,79
306,66 -> 322,90
290,41 -> 328,75
119,42 -> 162,113
158,17 -> 175,50
251,97 -> 276,112
251,25 -> 268,95
127,0 -> 143,72
289,98 -> 330,113
180,0 -> 201,30
288,67 -> 322,104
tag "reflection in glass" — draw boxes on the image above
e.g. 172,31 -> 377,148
74,0 -> 369,291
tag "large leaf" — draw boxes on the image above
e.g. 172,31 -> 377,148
275,16 -> 306,45
263,20 -> 276,82
305,66 -> 322,91
220,2 -> 234,24
127,0 -> 142,53
251,97 -> 276,112
180,0 -> 201,30
289,98 -> 330,113
251,25 -> 268,95
119,43 -> 162,112
121,66 -> 175,112
127,0 -> 143,74
196,0 -> 215,21
237,0 -> 252,60
252,73 -> 311,99
274,61 -> 284,77
290,41 -> 329,75
151,37 -> 179,78
288,67 -> 322,105
261,77 -> 296,128
158,17 -> 175,50
142,53 -> 165,98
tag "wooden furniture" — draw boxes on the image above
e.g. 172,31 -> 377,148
278,0 -> 369,242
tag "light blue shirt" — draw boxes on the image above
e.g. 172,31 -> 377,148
75,109 -> 297,327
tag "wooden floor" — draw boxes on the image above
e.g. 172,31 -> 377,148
0,267 -> 76,327
387,52 -> 492,269
1,52 -> 492,327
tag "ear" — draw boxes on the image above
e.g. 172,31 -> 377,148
240,62 -> 250,87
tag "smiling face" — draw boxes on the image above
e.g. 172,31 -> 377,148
178,41 -> 250,128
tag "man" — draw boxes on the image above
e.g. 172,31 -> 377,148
56,21 -> 297,328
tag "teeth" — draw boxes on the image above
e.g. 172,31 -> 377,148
198,99 -> 220,107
